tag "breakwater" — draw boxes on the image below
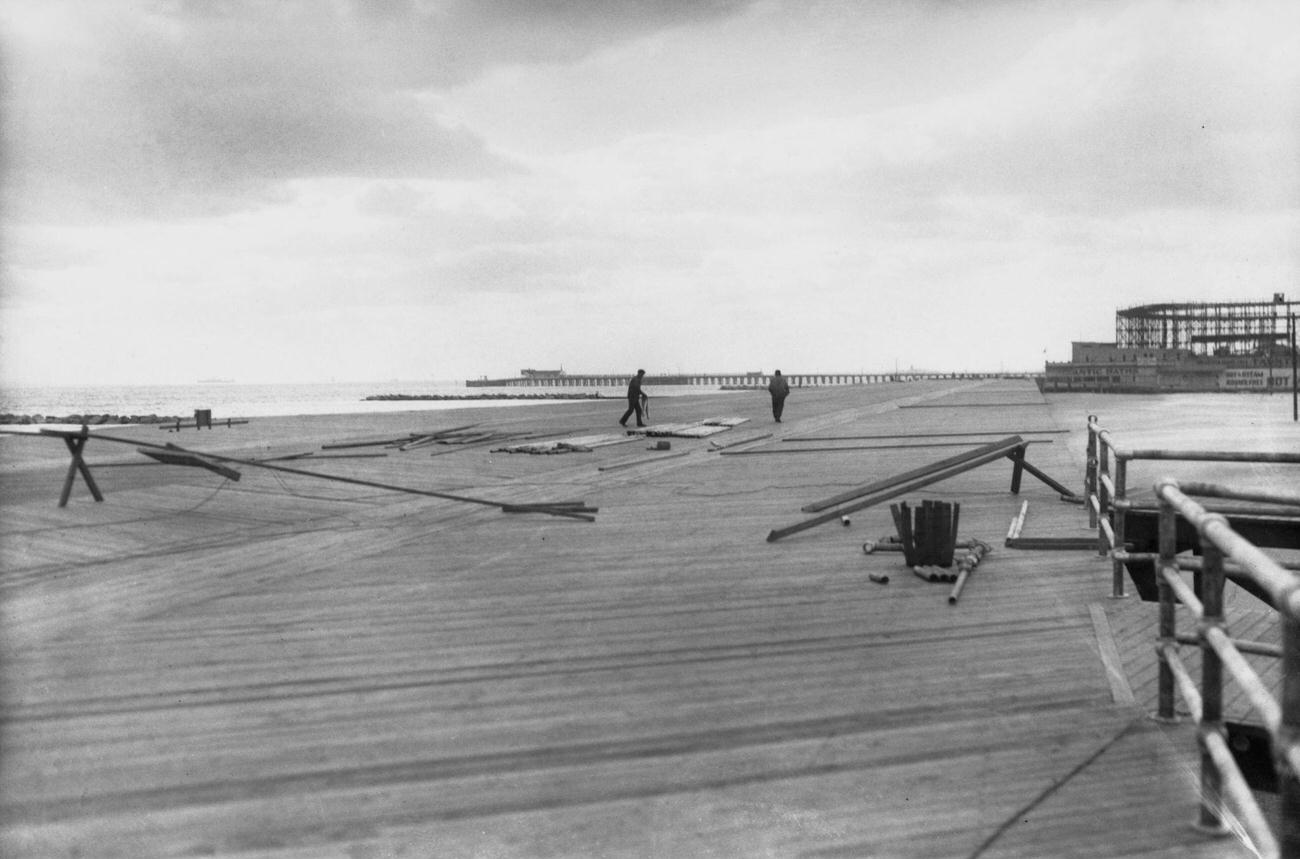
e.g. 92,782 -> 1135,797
1,413 -> 184,426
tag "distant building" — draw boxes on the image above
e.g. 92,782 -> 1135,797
1042,298 -> 1297,393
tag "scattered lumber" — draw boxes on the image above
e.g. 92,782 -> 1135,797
767,435 -> 1079,543
728,441 -> 1053,453
501,502 -> 599,514
629,417 -> 749,439
709,432 -> 773,451
495,433 -> 634,454
1006,500 -> 1030,542
321,425 -> 479,450
137,446 -> 242,482
62,432 -> 598,521
785,430 -> 1068,441
767,439 -> 1024,543
802,437 -> 1025,513
598,451 -> 691,471
900,402 -> 1045,409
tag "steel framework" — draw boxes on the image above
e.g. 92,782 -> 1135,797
1116,298 -> 1298,357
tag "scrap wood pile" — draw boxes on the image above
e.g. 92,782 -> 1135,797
766,434 -> 1078,543
759,432 -> 1082,604
858,500 -> 992,604
492,417 -> 752,454
22,426 -> 599,521
630,417 -> 750,438
492,433 -> 638,455
320,424 -> 543,454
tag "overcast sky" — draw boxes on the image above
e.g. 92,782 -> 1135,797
1,0 -> 1296,386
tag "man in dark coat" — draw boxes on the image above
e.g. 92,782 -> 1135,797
768,369 -> 790,422
619,369 -> 648,427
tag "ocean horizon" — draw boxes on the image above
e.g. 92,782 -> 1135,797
0,379 -> 738,422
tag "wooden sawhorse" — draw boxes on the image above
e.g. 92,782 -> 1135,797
40,426 -> 104,507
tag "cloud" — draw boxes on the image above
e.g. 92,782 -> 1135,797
1,6 -> 492,221
2,0 -> 1297,386
1,0 -> 761,223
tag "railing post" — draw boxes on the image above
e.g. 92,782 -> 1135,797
1086,416 -> 1099,529
1111,458 -> 1128,596
1098,437 -> 1111,520
1196,531 -> 1228,834
1280,587 -> 1300,856
1156,493 -> 1178,721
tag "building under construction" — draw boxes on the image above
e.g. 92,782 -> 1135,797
1042,296 -> 1298,392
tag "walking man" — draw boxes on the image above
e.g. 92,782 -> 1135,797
620,369 -> 649,427
768,370 -> 790,422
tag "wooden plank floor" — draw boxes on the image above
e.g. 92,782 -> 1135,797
2,379 -> 1290,858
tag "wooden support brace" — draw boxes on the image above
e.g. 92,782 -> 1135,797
768,442 -> 1023,543
1009,444 -> 1027,494
801,436 -> 1025,512
57,428 -> 103,507
1004,454 -> 1078,499
138,447 -> 242,482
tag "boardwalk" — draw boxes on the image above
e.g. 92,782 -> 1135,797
1,379 -> 1289,858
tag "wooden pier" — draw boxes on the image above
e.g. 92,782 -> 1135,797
1,379 -> 1289,857
465,370 -> 1040,388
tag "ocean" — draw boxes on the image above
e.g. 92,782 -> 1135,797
0,380 -> 733,422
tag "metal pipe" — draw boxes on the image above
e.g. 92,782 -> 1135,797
1202,626 -> 1282,732
1086,416 -> 1099,529
1160,641 -> 1203,721
1202,729 -> 1280,856
1174,480 -> 1300,509
947,541 -> 989,605
1280,589 -> 1300,856
1157,480 -> 1299,609
1112,458 -> 1129,592
1157,498 -> 1179,721
1160,565 -> 1204,615
1175,631 -> 1282,659
1131,449 -> 1300,464
1098,442 -> 1111,541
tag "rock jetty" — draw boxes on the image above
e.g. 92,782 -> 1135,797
0,413 -> 183,426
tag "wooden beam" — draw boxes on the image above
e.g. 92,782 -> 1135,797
88,433 -> 594,521
47,428 -> 103,507
1002,453 -> 1078,499
800,436 -> 1025,513
138,448 -> 242,482
768,440 -> 1026,542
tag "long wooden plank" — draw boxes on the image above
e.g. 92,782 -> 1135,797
91,433 -> 595,521
767,439 -> 1034,542
137,447 -> 242,482
799,436 -> 1025,513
